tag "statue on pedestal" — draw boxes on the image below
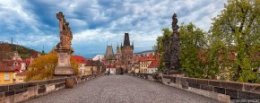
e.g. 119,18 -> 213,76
170,13 -> 181,73
54,12 -> 74,76
162,13 -> 182,75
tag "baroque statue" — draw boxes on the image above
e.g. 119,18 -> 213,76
56,12 -> 73,51
54,11 -> 74,80
170,13 -> 181,71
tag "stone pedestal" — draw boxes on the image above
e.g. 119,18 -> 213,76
54,49 -> 74,76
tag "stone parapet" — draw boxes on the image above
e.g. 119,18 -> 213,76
0,75 -> 100,103
132,73 -> 260,103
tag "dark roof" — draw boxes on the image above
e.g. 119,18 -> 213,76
135,50 -> 155,54
104,45 -> 115,60
124,33 -> 130,46
121,33 -> 134,49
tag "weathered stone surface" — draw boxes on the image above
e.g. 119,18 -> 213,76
221,81 -> 243,91
200,84 -> 214,91
170,13 -> 181,71
214,87 -> 225,94
238,91 -> 260,99
186,78 -> 196,83
65,78 -> 75,88
56,12 -> 73,50
225,89 -> 238,99
25,75 -> 217,103
37,85 -> 46,94
0,86 -> 8,92
54,12 -> 74,76
243,83 -> 260,93
196,79 -> 208,85
189,83 -> 200,89
208,80 -> 222,87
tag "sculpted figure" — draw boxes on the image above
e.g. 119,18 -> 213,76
56,12 -> 73,50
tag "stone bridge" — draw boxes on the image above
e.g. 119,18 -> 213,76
1,74 -> 260,103
24,75 -> 217,103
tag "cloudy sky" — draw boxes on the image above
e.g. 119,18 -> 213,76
0,0 -> 226,58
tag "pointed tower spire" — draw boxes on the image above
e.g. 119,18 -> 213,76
123,33 -> 130,46
116,44 -> 120,53
42,45 -> 45,54
105,45 -> 115,60
11,37 -> 13,44
131,41 -> 134,49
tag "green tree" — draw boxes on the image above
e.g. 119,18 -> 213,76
179,23 -> 207,78
155,24 -> 207,77
206,38 -> 229,79
210,0 -> 260,82
155,28 -> 172,71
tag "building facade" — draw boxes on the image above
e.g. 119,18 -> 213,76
134,52 -> 159,74
120,33 -> 134,72
103,33 -> 134,74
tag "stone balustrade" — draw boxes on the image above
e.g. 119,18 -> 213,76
133,73 -> 260,103
0,75 -> 98,103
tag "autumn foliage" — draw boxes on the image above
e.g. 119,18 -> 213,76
26,52 -> 79,81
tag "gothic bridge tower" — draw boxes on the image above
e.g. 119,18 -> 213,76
121,33 -> 134,72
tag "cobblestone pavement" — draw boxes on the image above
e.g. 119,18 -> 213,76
25,75 -> 218,103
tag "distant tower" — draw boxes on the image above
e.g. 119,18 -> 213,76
116,44 -> 121,54
42,45 -> 45,54
11,37 -> 13,44
124,33 -> 130,46
104,45 -> 115,61
121,33 -> 134,72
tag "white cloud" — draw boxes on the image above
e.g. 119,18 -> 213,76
0,0 -> 227,57
0,0 -> 40,32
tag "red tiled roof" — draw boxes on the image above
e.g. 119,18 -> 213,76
0,62 -> 16,72
0,59 -> 27,72
148,60 -> 158,68
72,55 -> 86,63
138,55 -> 157,62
